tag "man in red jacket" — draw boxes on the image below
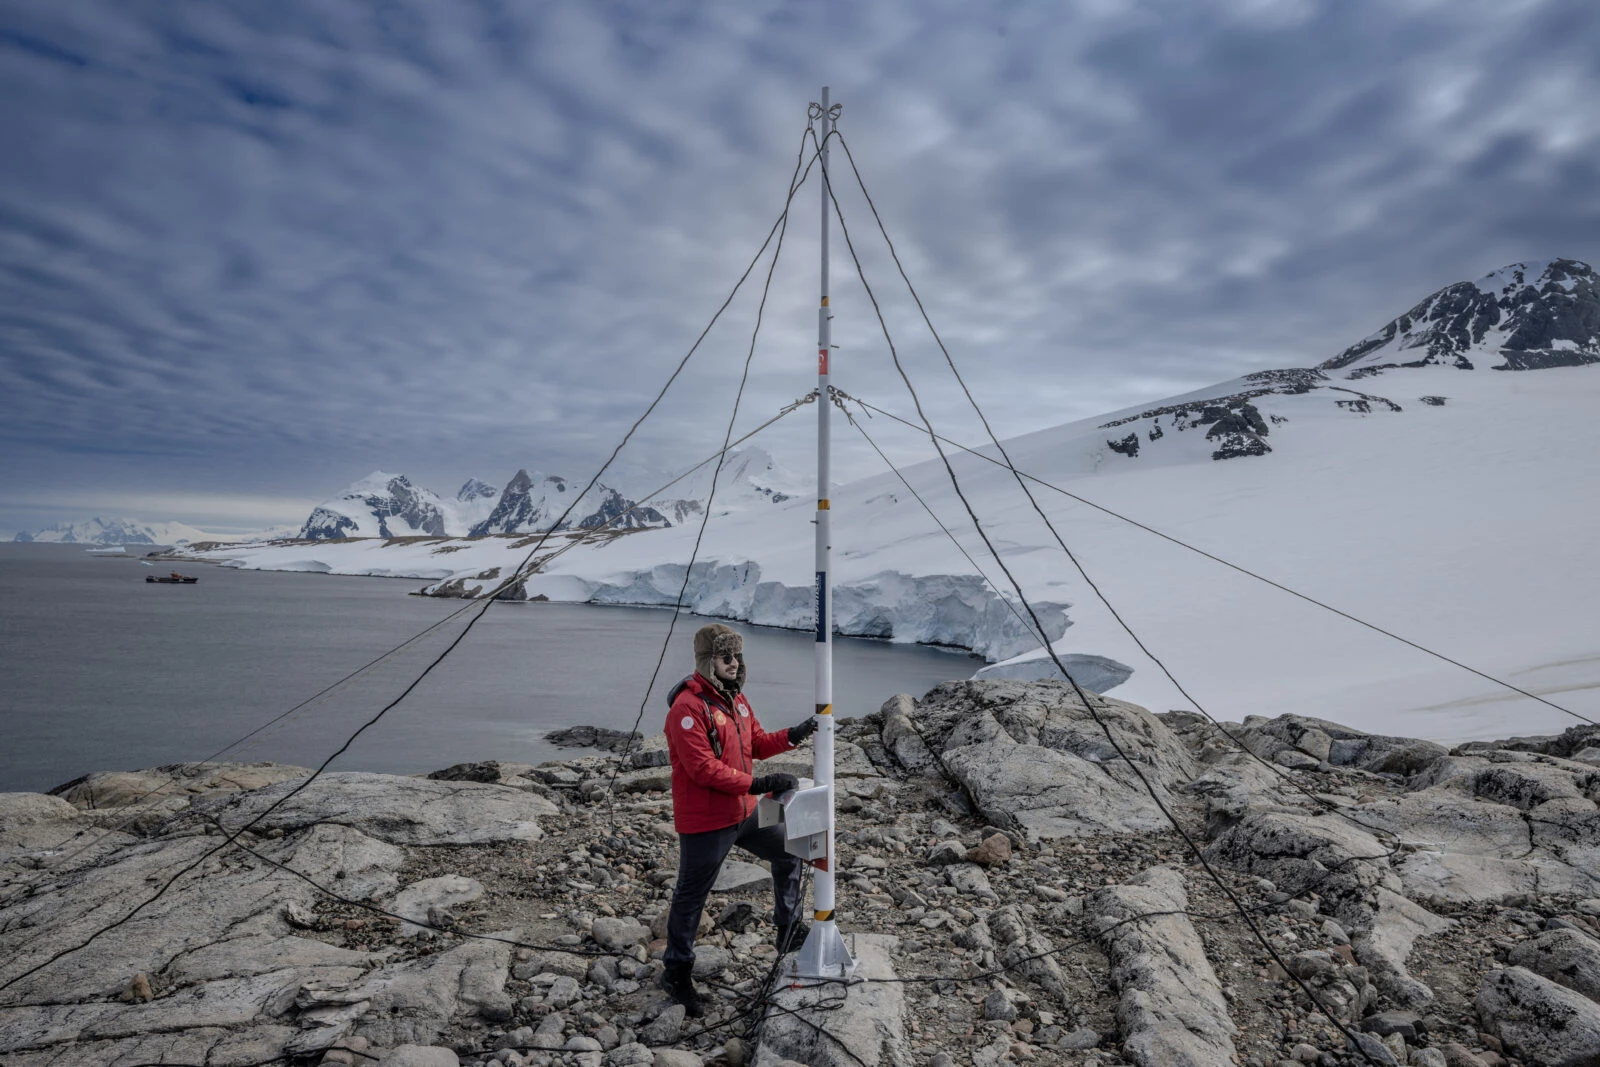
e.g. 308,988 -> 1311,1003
659,623 -> 817,1016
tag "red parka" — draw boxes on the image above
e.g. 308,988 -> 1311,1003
666,672 -> 794,834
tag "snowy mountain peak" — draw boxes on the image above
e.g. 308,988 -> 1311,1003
300,473 -> 449,540
456,478 -> 498,502
467,470 -> 663,536
1321,258 -> 1600,376
349,470 -> 406,493
647,446 -> 806,521
1472,259 -> 1585,296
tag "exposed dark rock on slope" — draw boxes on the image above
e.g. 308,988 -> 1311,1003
300,473 -> 449,539
1324,259 -> 1600,375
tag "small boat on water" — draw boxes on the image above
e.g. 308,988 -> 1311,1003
146,571 -> 198,584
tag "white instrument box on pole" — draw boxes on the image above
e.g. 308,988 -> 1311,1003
756,779 -> 829,862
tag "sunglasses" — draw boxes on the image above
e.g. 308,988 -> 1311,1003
716,652 -> 740,664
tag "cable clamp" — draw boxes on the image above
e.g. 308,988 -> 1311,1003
807,102 -> 843,122
826,385 -> 870,427
780,389 -> 821,416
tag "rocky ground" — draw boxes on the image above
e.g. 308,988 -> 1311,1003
4,680 -> 1600,1067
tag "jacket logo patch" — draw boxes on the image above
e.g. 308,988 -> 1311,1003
738,706 -> 749,717
680,716 -> 695,731
715,712 -> 726,726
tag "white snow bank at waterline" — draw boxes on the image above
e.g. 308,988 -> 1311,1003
192,535 -> 1085,672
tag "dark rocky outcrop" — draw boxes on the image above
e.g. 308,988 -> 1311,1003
471,471 -> 669,537
1107,432 -> 1140,458
1323,259 -> 1600,375
1102,395 -> 1278,462
542,726 -> 642,754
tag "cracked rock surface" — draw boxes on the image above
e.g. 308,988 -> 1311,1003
1090,867 -> 1237,1067
4,680 -> 1600,1067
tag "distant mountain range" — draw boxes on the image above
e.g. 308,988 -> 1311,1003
8,447 -> 804,548
295,446 -> 805,540
11,517 -> 249,546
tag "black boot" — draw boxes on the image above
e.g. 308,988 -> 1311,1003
659,961 -> 704,1018
774,919 -> 810,952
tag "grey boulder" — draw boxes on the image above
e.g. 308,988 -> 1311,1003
197,771 -> 558,845
386,1046 -> 461,1067
1476,965 -> 1600,1067
754,933 -> 904,1067
1509,928 -> 1600,1002
1091,867 -> 1238,1067
888,680 -> 1195,840
591,916 -> 650,952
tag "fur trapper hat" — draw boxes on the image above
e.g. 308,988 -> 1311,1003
694,623 -> 746,695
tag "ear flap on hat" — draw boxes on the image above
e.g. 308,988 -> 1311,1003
694,623 -> 745,692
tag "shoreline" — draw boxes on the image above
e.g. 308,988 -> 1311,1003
0,544 -> 995,796
173,534 -> 1075,667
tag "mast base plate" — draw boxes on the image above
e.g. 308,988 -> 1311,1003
790,919 -> 856,980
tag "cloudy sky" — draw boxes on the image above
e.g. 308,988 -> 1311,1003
3,0 -> 1597,535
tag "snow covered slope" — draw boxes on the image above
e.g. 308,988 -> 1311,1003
1053,260 -> 1600,472
638,445 -> 809,523
196,261 -> 1600,741
452,478 -> 501,532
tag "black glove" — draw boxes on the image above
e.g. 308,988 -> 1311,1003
749,773 -> 800,796
787,717 -> 818,744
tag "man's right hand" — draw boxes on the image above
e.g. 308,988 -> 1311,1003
748,773 -> 800,796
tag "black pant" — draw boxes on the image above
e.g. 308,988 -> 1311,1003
664,811 -> 803,967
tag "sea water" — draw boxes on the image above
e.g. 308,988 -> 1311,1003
0,543 -> 980,794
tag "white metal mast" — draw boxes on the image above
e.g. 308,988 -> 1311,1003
794,86 -> 855,980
